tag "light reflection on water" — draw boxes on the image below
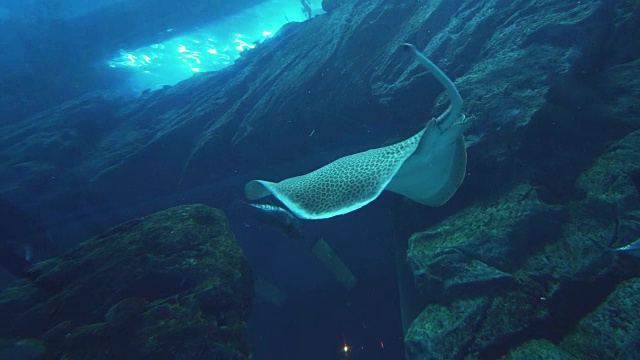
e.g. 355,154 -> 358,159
108,0 -> 324,93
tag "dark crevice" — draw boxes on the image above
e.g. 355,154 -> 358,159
518,80 -> 634,205
477,272 -> 623,359
630,170 -> 640,194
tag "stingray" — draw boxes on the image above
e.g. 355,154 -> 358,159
245,43 -> 470,219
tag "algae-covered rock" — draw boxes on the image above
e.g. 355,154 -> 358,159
576,129 -> 640,207
576,129 -> 640,248
404,127 -> 640,359
0,204 -> 253,359
599,60 -> 640,128
405,297 -> 490,360
500,339 -> 577,360
408,184 -> 562,299
560,278 -> 640,360
407,289 -> 551,359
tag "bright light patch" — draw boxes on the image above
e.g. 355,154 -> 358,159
107,0 -> 324,93
234,38 -> 255,51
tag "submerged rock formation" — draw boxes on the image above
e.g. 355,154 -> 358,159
0,204 -> 253,359
405,130 -> 640,359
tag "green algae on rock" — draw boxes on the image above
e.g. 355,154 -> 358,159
561,278 -> 640,359
407,184 -> 562,299
404,131 -> 640,359
0,204 -> 253,359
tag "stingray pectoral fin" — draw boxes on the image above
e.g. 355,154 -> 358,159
414,135 -> 467,206
386,122 -> 468,206
425,135 -> 467,205
245,180 -> 275,200
244,130 -> 424,219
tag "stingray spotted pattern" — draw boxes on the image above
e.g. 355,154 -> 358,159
245,130 -> 425,219
245,43 -> 469,220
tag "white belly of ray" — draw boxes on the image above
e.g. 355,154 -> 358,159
386,121 -> 467,207
245,43 -> 469,220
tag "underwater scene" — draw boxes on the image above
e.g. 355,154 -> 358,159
1,0 -> 639,359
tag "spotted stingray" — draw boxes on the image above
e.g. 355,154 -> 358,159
245,43 -> 470,219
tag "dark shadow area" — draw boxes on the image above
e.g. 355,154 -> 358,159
477,272 -> 623,360
518,73 -> 634,205
250,272 -> 405,360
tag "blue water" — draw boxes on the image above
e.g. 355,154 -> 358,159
1,0 -> 638,359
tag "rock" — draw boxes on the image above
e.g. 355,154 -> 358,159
599,60 -> 640,128
0,338 -> 46,360
0,204 -> 253,359
407,184 -> 562,300
104,297 -> 149,327
404,118 -> 640,360
442,259 -> 514,298
405,291 -> 551,359
321,0 -> 342,13
405,297 -> 491,360
560,278 -> 640,360
500,339 -> 577,360
575,129 -> 640,248
576,129 -> 640,208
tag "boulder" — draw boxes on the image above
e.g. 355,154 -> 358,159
408,184 -> 562,300
0,204 -> 253,359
